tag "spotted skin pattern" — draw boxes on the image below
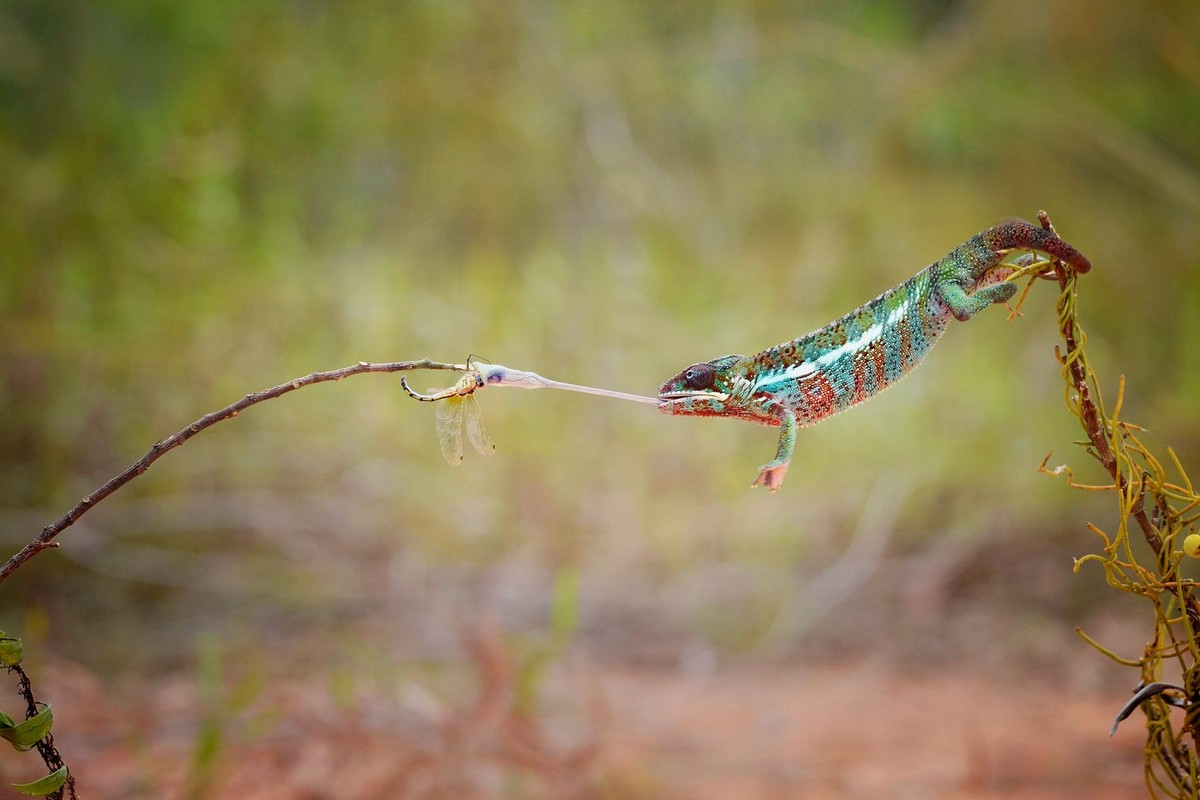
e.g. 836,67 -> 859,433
658,219 -> 1091,492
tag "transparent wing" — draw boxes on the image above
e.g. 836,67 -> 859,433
435,396 -> 465,466
463,395 -> 495,458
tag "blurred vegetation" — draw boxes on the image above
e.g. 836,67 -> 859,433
1,0 -> 1199,739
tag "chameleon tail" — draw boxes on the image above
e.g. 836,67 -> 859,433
981,220 -> 1091,274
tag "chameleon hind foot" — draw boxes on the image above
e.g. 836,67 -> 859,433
753,461 -> 789,493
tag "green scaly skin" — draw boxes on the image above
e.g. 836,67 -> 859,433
658,219 -> 1091,492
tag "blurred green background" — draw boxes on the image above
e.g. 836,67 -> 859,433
0,0 -> 1198,789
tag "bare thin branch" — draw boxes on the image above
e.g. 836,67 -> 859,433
0,359 -> 466,585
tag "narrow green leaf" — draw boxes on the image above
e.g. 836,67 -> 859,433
0,705 -> 52,751
0,710 -> 15,728
0,636 -> 24,667
12,765 -> 68,796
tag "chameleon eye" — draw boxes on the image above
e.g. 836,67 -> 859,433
683,363 -> 715,390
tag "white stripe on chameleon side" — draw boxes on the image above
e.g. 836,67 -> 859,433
752,297 -> 911,393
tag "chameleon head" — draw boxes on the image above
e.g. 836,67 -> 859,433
657,355 -> 745,417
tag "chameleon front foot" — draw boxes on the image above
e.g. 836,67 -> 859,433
752,461 -> 790,493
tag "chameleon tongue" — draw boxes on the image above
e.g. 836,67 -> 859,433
477,363 -> 660,406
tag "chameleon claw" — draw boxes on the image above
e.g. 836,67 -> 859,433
752,462 -> 789,493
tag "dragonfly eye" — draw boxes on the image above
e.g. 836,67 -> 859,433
683,364 -> 715,390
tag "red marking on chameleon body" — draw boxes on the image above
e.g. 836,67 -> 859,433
800,375 -> 837,421
852,361 -> 869,403
873,346 -> 888,390
851,345 -> 880,403
897,317 -> 915,371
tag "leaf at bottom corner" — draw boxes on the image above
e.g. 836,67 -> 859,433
12,765 -> 68,796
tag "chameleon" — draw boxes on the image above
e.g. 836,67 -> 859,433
657,219 -> 1091,492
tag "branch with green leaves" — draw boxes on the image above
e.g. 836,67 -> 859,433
0,631 -> 74,798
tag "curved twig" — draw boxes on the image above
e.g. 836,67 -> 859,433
0,359 -> 467,585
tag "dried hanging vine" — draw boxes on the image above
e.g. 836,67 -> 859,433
1011,211 -> 1200,798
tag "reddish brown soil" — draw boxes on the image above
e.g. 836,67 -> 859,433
0,656 -> 1147,799
601,666 -> 1145,799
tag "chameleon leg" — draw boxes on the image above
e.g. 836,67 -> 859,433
936,281 -> 1017,322
753,409 -> 797,492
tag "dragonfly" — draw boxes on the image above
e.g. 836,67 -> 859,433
401,359 -> 658,465
402,367 -> 495,465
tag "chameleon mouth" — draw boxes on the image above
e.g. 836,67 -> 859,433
658,390 -> 730,402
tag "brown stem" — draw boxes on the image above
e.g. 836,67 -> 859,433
0,359 -> 466,585
1042,210 -> 1200,764
1058,292 -> 1162,553
1040,210 -> 1164,554
11,664 -> 75,799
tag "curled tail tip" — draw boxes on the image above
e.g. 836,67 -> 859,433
1040,229 -> 1092,274
988,217 -> 1092,274
1067,249 -> 1092,273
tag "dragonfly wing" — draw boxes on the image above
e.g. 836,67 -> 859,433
463,395 -> 495,458
435,397 -> 465,466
